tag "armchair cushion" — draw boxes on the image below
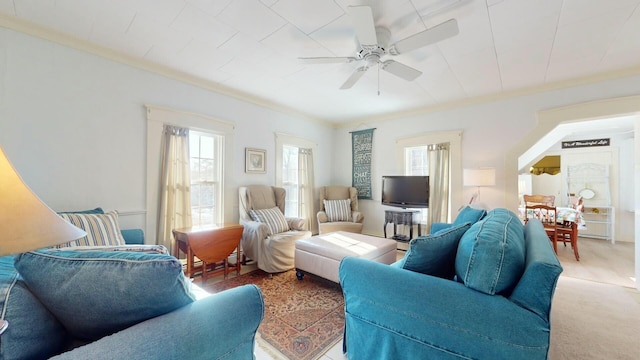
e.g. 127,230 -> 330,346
14,249 -> 195,341
401,222 -> 471,279
324,199 -> 352,222
455,208 -> 526,295
250,207 -> 290,235
56,211 -> 126,247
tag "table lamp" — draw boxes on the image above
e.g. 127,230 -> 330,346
0,147 -> 86,334
463,168 -> 496,204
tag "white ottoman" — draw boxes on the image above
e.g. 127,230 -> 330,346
295,231 -> 397,283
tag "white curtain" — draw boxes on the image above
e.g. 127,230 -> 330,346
427,142 -> 450,231
157,125 -> 192,254
298,148 -> 316,234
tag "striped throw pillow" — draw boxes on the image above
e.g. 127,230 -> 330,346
57,211 -> 126,247
249,207 -> 290,235
324,199 -> 352,222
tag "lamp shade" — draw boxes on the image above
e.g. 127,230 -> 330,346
463,168 -> 496,187
0,147 -> 86,256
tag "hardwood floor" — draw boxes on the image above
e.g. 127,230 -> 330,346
556,236 -> 636,288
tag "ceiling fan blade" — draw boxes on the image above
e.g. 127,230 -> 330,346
381,60 -> 422,81
348,6 -> 378,47
389,19 -> 459,55
340,66 -> 368,89
298,57 -> 358,64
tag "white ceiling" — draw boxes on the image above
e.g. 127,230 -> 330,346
1,0 -> 640,124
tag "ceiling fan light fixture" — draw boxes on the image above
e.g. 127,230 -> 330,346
301,5 -> 459,90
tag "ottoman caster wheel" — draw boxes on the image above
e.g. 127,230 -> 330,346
296,269 -> 304,280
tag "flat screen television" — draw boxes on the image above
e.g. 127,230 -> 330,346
381,175 -> 429,208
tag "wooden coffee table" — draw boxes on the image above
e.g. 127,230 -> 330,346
172,224 -> 243,282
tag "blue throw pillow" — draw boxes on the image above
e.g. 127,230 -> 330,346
402,222 -> 472,279
0,256 -> 67,359
14,249 -> 195,341
455,208 -> 526,295
454,206 -> 486,226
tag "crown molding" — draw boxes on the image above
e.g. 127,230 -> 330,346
337,63 -> 640,128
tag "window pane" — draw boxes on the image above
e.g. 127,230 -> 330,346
200,136 -> 214,158
200,207 -> 214,225
189,136 -> 200,157
405,146 -> 428,175
190,158 -> 200,180
200,159 -> 214,181
201,184 -> 214,206
191,184 -> 200,206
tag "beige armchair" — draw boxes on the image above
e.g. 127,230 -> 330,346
239,185 -> 311,273
317,186 -> 364,234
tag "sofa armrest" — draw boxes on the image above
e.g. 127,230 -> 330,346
51,285 -> 264,360
351,211 -> 364,223
317,211 -> 328,224
286,217 -> 306,231
241,220 -> 270,239
339,257 -> 550,359
121,229 -> 144,245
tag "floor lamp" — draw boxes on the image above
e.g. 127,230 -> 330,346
0,147 -> 86,334
463,168 -> 496,204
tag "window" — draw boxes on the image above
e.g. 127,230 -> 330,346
281,144 -> 300,217
396,131 -> 462,224
146,105 -> 235,245
189,131 -> 223,227
405,146 -> 429,176
275,133 -> 317,233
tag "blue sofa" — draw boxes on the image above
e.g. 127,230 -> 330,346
339,209 -> 563,359
0,228 -> 264,360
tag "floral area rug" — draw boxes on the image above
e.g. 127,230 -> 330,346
204,269 -> 345,360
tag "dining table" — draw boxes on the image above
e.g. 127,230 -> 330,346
518,206 -> 585,228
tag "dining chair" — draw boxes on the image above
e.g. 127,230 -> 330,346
523,194 -> 556,206
568,195 -> 584,212
524,204 -> 558,253
557,195 -> 582,261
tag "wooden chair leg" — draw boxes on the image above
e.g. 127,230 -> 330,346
201,261 -> 208,284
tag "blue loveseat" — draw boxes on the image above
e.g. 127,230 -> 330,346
339,208 -> 563,359
0,225 -> 264,359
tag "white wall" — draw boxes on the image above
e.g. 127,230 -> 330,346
333,81 -> 640,237
532,173 -> 563,201
0,29 -> 334,236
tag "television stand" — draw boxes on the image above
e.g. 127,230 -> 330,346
384,210 -> 421,242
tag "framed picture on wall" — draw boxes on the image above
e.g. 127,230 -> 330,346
245,148 -> 266,173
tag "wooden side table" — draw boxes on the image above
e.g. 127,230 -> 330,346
172,224 -> 243,282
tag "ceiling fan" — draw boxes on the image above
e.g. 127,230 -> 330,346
299,6 -> 459,89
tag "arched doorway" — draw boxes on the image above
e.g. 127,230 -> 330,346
506,95 -> 640,290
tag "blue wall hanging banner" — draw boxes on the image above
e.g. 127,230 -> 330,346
351,128 -> 375,199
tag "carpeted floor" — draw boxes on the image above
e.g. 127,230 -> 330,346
204,269 -> 344,360
549,276 -> 640,360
